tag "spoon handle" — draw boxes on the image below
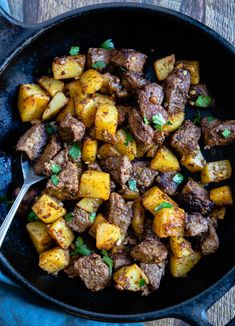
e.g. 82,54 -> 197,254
0,184 -> 30,248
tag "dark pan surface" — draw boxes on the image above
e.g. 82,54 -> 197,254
0,3 -> 235,322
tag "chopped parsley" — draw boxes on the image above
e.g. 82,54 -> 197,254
152,113 -> 166,131
69,143 -> 81,160
64,212 -> 73,222
143,116 -> 149,125
195,95 -> 212,108
222,129 -> 231,138
51,164 -> 61,174
51,174 -> 59,186
100,39 -> 115,50
45,122 -> 56,136
89,212 -> 96,222
101,249 -> 113,275
92,61 -> 106,69
193,109 -> 201,125
71,236 -> 92,256
69,46 -> 80,56
207,116 -> 215,123
139,278 -> 146,287
27,211 -> 39,222
128,179 -> 138,192
173,173 -> 184,185
124,130 -> 133,146
166,120 -> 173,126
154,202 -> 173,213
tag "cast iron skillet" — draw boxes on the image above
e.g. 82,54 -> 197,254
0,3 -> 235,325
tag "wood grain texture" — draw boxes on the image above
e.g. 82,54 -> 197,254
5,0 -> 235,325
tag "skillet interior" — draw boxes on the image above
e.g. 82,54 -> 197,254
0,5 -> 235,320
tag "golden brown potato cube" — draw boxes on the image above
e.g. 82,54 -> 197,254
151,146 -> 180,172
38,76 -> 64,97
18,83 -> 50,122
95,104 -> 118,142
162,111 -> 185,133
39,247 -> 70,274
32,194 -> 66,223
201,160 -> 232,184
92,93 -> 115,106
113,264 -> 149,292
136,142 -> 152,159
210,206 -> 226,220
153,207 -> 185,238
77,197 -> 103,213
75,98 -> 97,128
47,217 -> 74,249
42,91 -> 68,120
210,186 -> 233,206
115,129 -> 137,161
88,213 -> 107,238
146,145 -> 159,158
67,80 -> 86,100
79,171 -> 110,200
176,60 -> 200,84
97,143 -> 120,160
142,186 -> 177,215
119,186 -> 139,200
170,236 -> 193,258
26,221 -> 54,253
56,98 -> 75,122
132,198 -> 145,235
52,54 -> 86,79
170,251 -> 202,277
80,69 -> 104,94
82,139 -> 98,164
154,54 -> 175,81
181,146 -> 206,173
96,222 -> 122,250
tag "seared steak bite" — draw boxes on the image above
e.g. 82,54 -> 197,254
66,206 -> 92,233
16,123 -> 47,160
58,113 -> 85,143
140,261 -> 166,292
200,224 -> 219,255
101,155 -> 132,185
164,68 -> 190,114
128,110 -> 154,145
101,73 -> 122,94
122,71 -> 148,90
111,49 -> 147,72
64,257 -> 80,278
44,148 -> 69,176
87,48 -> 113,70
153,130 -> 165,146
189,83 -> 210,102
185,212 -> 209,237
156,172 -> 181,196
132,160 -> 158,191
117,105 -> 132,126
112,253 -> 132,271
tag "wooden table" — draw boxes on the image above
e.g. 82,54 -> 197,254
7,1 -> 235,325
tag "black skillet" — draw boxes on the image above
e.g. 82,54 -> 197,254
0,3 -> 235,325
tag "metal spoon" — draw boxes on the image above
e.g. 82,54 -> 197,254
0,154 -> 45,247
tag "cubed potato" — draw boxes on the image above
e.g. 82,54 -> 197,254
170,251 -> 202,277
181,146 -> 206,173
82,139 -> 98,164
146,145 -> 159,158
18,83 -> 50,122
136,142 -> 151,159
32,194 -> 66,223
210,186 -> 233,206
47,217 -> 74,249
119,186 -> 139,200
96,222 -> 121,250
38,76 -> 64,97
154,54 -> 175,81
79,171 -> 110,200
162,111 -> 185,133
210,206 -> 226,220
77,197 -> 103,213
92,93 -> 115,106
26,221 -> 54,253
52,55 -> 86,79
201,160 -> 232,184
97,143 -> 120,160
95,104 -> 118,142
113,264 -> 149,292
74,98 -> 97,128
42,91 -> 68,120
56,98 -> 75,122
67,80 -> 86,100
39,247 -> 70,274
80,69 -> 104,94
115,129 -> 137,161
170,237 -> 193,258
88,213 -> 107,238
132,198 -> 145,235
176,60 -> 200,84
142,186 -> 177,215
153,207 -> 185,238
151,146 -> 180,172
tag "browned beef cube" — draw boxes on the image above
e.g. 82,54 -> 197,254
101,155 -> 132,185
117,105 -> 132,126
185,212 -> 209,237
140,261 -> 166,292
16,123 -> 47,160
107,192 -> 132,234
112,253 -> 132,271
200,224 -> 219,255
201,117 -> 235,148
34,135 -> 61,175
142,219 -> 159,241
44,148 -> 69,176
111,49 -> 147,72
130,238 -> 168,264
101,73 -> 122,94
164,68 -> 190,114
128,110 -> 154,145
189,83 -> 209,101
87,48 -> 113,70
64,257 -> 80,278
132,160 -> 158,191
87,162 -> 102,171
66,206 -> 92,233
46,162 -> 80,200
75,254 -> 110,291
58,113 -> 85,143
153,130 -> 165,146
156,172 -> 181,196
179,178 -> 214,215
170,120 -> 201,155
122,71 -> 148,90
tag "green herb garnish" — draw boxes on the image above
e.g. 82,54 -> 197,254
71,236 -> 93,256
89,212 -> 96,222
124,130 -> 134,146
51,174 -> 59,186
101,249 -> 113,275
143,116 -> 149,125
51,164 -> 61,174
173,173 -> 184,185
152,113 -> 166,130
45,123 -> 56,136
222,129 -> 231,138
193,109 -> 201,125
154,202 -> 173,213
128,179 -> 138,192
27,211 -> 39,222
207,116 -> 215,123
64,212 -> 73,222
195,95 -> 212,108
139,279 -> 146,287
69,46 -> 80,56
69,143 -> 81,160
166,120 -> 173,126
100,39 -> 115,50
92,61 -> 106,69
